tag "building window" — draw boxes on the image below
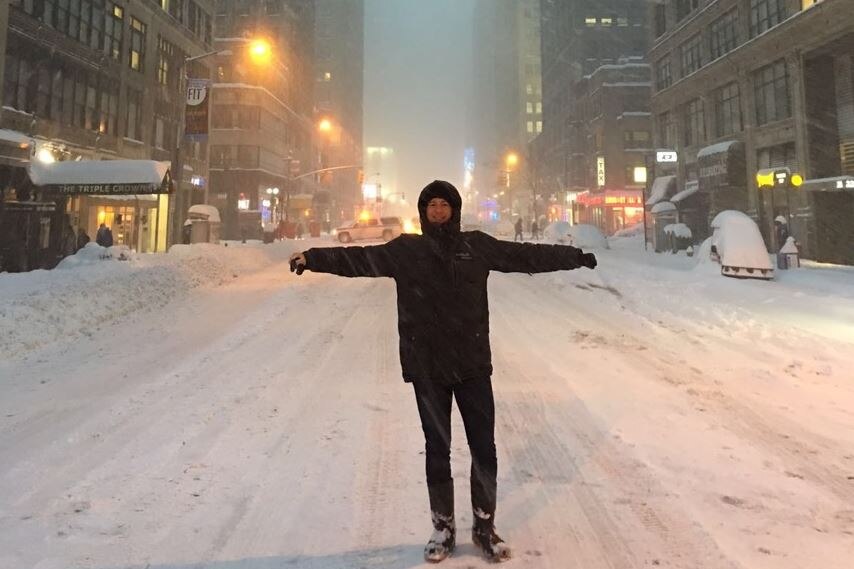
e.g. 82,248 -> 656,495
749,0 -> 788,38
623,130 -> 651,148
657,111 -> 675,147
683,98 -> 705,147
73,75 -> 87,128
99,87 -> 118,134
125,88 -> 142,140
710,9 -> 739,60
585,17 -> 597,26
527,121 -> 534,134
154,116 -> 166,149
237,145 -> 260,168
655,57 -> 672,91
756,142 -> 797,170
654,4 -> 667,37
129,17 -> 146,71
676,0 -> 701,22
536,121 -> 542,133
681,34 -> 702,76
754,59 -> 791,125
526,102 -> 533,113
85,82 -> 98,131
536,102 -> 542,114
714,83 -> 742,137
104,4 -> 124,61
157,36 -> 176,87
50,67 -> 64,120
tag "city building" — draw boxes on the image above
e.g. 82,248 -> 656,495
362,146 -> 399,215
570,59 -> 651,234
1,0 -> 215,270
531,0 -> 648,234
648,0 -> 854,264
210,0 -> 317,239
470,0 -> 542,222
314,0 -> 364,228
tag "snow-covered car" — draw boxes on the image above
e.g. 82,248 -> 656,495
333,217 -> 403,243
542,222 -> 610,249
709,210 -> 774,280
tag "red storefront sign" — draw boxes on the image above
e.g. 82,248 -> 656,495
575,189 -> 643,207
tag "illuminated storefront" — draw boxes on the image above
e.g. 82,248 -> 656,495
574,189 -> 644,235
28,160 -> 173,253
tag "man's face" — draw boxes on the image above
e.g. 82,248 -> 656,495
426,198 -> 452,224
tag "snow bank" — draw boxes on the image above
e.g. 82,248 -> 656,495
0,241 -> 302,356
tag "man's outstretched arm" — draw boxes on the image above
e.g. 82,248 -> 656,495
477,232 -> 597,274
289,243 -> 397,278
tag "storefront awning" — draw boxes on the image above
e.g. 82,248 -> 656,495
645,175 -> 676,206
671,180 -> 699,203
800,175 -> 854,192
29,160 -> 172,195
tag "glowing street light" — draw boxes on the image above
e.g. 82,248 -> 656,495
505,152 -> 519,170
318,118 -> 333,133
248,38 -> 273,65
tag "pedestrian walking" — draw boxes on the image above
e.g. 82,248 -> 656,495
530,219 -> 539,241
513,218 -> 523,242
95,223 -> 113,248
76,228 -> 90,251
289,180 -> 597,563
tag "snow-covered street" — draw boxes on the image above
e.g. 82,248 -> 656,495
2,237 -> 853,569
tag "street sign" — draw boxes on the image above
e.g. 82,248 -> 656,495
185,78 -> 211,139
656,150 -> 678,163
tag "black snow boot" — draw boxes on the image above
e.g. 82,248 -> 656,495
472,516 -> 511,562
424,482 -> 456,563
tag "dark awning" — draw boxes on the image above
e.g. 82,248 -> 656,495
28,160 -> 172,195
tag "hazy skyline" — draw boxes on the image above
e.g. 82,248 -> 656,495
364,0 -> 474,201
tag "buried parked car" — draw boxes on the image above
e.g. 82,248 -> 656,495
542,222 -> 610,249
709,210 -> 774,280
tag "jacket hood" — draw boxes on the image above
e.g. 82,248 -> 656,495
417,180 -> 462,240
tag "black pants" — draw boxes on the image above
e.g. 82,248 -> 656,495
413,376 -> 497,525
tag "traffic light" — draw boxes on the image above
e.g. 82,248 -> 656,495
357,169 -> 365,184
497,171 -> 508,187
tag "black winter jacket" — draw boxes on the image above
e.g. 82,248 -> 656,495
303,230 -> 587,385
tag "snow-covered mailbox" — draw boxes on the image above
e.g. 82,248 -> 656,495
777,236 -> 800,270
186,204 -> 221,244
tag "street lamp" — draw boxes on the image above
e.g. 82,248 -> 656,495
318,118 -> 333,133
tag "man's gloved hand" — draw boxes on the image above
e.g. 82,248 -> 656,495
579,252 -> 597,269
289,252 -> 307,275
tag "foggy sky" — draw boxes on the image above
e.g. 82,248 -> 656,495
364,0 -> 474,199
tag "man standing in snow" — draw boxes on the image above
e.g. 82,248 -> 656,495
289,180 -> 597,563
